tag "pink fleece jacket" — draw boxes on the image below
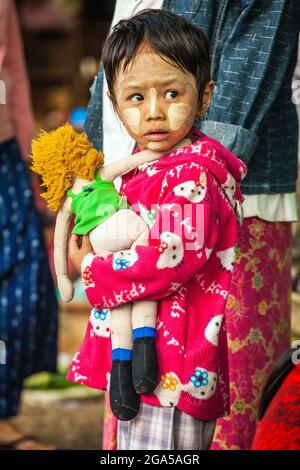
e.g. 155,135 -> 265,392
67,130 -> 247,421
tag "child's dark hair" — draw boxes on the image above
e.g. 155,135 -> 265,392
102,9 -> 211,108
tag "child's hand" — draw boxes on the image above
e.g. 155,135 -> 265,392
69,234 -> 93,273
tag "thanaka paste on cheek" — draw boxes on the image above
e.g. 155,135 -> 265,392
122,107 -> 141,134
168,103 -> 193,131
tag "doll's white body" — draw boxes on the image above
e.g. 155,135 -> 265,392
89,207 -> 149,253
59,173 -> 153,354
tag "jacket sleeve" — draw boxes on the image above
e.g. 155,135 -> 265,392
80,164 -> 219,309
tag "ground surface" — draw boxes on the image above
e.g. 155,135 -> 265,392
12,388 -> 105,450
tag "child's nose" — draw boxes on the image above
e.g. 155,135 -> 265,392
146,90 -> 165,120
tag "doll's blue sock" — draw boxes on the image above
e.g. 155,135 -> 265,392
112,348 -> 132,361
132,327 -> 156,340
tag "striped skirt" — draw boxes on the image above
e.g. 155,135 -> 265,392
118,403 -> 216,450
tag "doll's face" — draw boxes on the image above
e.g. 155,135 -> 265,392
112,44 -> 213,151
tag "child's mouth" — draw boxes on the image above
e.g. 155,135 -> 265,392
145,130 -> 169,141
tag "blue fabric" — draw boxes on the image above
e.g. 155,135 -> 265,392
112,348 -> 132,361
84,0 -> 300,195
0,139 -> 58,418
132,327 -> 157,340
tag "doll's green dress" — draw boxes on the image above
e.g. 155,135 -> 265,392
67,172 -> 129,235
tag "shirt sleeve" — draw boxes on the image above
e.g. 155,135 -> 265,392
201,0 -> 300,165
80,164 -> 219,310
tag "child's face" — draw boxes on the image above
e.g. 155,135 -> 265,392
112,45 -> 208,151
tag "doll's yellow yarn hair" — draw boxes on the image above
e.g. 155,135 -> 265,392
31,123 -> 104,212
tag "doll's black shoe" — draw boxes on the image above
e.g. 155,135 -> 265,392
132,337 -> 158,395
109,360 -> 140,421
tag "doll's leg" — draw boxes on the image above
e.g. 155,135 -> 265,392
131,300 -> 158,395
130,234 -> 159,395
89,223 -> 141,421
109,303 -> 140,421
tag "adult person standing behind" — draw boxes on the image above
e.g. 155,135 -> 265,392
83,0 -> 300,450
0,0 -> 58,450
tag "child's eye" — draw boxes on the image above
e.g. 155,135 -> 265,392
165,90 -> 178,100
130,93 -> 144,102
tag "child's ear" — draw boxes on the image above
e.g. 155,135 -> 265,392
107,90 -> 117,108
198,80 -> 215,117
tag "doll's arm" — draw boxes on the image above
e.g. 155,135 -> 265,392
54,197 -> 74,302
99,138 -> 191,182
99,149 -> 160,181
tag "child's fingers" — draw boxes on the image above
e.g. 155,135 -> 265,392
70,234 -> 81,251
82,235 -> 92,251
77,235 -> 83,248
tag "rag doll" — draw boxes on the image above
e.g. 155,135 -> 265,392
31,123 -> 189,420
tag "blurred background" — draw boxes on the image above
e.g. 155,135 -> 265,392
9,0 -> 117,450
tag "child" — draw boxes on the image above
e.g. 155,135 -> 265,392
68,9 -> 247,450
